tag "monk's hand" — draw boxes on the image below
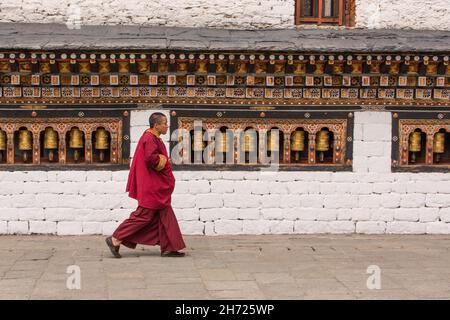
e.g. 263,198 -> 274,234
155,154 -> 167,171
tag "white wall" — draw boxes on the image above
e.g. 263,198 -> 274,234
0,0 -> 448,30
1,110 -> 450,236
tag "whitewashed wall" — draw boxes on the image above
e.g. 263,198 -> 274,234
1,110 -> 450,236
0,0 -> 448,30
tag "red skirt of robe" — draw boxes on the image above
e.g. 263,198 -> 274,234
112,205 -> 186,253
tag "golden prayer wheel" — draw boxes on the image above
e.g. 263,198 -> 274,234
0,130 -> 6,163
433,132 -> 445,163
316,130 -> 330,162
44,128 -> 58,149
191,129 -> 206,163
215,131 -> 230,153
267,130 -> 280,152
192,130 -> 206,152
0,130 -> 6,151
18,129 -> 32,163
95,129 -> 109,150
408,131 -> 422,163
291,131 -> 305,162
95,128 -> 109,162
242,130 -> 257,153
69,128 -> 84,163
44,128 -> 58,162
19,129 -> 32,150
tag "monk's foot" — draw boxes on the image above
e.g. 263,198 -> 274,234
161,251 -> 185,257
105,236 -> 121,258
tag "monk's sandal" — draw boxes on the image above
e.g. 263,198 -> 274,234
105,236 -> 121,258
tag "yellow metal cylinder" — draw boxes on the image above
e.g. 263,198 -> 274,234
267,130 -> 280,152
44,128 -> 58,149
0,130 -> 6,150
215,131 -> 230,153
409,132 -> 422,152
291,131 -> 305,152
316,130 -> 330,152
243,130 -> 257,152
18,129 -> 32,151
94,128 -> 109,150
192,130 -> 206,151
434,133 -> 445,154
69,128 -> 84,149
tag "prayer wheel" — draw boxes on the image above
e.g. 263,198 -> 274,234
291,130 -> 305,162
316,130 -> 330,162
267,130 -> 280,152
191,129 -> 205,164
215,131 -> 230,153
44,127 -> 58,162
69,128 -> 84,163
18,129 -> 32,163
408,131 -> 422,163
242,130 -> 257,153
433,132 -> 445,163
0,130 -> 6,163
95,128 -> 109,162
192,130 -> 206,151
242,130 -> 257,163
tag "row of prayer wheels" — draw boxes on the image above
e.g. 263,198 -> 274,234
0,128 -> 110,163
409,131 -> 446,163
190,129 -> 332,162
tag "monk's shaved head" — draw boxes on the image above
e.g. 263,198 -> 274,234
149,112 -> 167,128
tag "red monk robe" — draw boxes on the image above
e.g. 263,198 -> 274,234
112,129 -> 186,254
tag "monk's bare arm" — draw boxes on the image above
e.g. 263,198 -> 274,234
143,139 -> 167,171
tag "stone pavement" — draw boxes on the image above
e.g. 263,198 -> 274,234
1,234 -> 450,300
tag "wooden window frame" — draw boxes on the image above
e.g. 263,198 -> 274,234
0,106 -> 131,170
169,108 -> 354,171
295,0 -> 355,27
391,111 -> 450,172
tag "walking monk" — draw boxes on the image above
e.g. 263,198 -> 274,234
105,112 -> 186,258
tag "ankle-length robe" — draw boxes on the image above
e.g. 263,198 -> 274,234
112,129 -> 185,252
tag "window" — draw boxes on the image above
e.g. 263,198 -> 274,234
0,107 -> 131,169
391,111 -> 450,172
169,108 -> 354,171
295,0 -> 355,27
